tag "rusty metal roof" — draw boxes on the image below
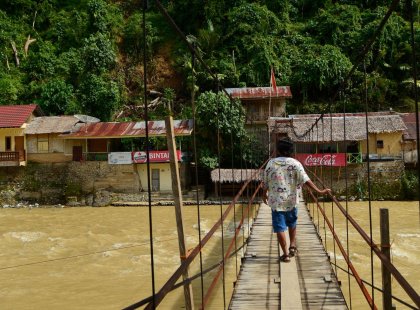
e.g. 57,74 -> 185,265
0,104 -> 43,128
401,113 -> 420,140
60,119 -> 193,139
226,86 -> 292,99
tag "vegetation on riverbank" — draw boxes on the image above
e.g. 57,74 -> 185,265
1,1 -> 418,117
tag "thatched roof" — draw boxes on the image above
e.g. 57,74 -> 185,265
210,169 -> 262,183
25,116 -> 80,134
269,114 -> 407,142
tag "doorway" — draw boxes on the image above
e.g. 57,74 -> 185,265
72,146 -> 83,161
14,136 -> 25,160
151,169 -> 160,191
5,136 -> 11,151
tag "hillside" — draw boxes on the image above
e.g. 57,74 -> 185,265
0,0 -> 419,120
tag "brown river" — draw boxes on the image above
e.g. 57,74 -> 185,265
0,201 -> 418,309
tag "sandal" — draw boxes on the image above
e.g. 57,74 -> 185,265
279,254 -> 291,263
289,246 -> 298,257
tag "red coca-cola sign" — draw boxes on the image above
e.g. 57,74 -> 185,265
295,153 -> 346,167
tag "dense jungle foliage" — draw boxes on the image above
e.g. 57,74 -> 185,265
0,0 -> 419,168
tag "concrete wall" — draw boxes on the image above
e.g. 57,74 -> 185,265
1,161 -> 190,203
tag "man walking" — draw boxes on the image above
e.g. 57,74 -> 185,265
262,138 -> 331,262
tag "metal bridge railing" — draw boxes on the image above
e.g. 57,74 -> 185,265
305,171 -> 420,309
123,165 -> 267,310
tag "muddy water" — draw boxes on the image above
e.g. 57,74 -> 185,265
0,205 -> 255,309
0,202 -> 418,309
309,201 -> 419,309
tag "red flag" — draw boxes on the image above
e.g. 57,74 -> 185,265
270,67 -> 277,92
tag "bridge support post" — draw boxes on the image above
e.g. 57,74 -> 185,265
380,208 -> 394,310
166,116 -> 195,310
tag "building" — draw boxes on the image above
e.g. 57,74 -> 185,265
226,86 -> 292,153
60,119 -> 194,192
268,112 -> 407,166
0,104 -> 43,166
400,113 -> 420,165
25,115 -> 94,163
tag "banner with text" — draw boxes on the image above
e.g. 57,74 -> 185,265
295,153 -> 346,167
132,150 -> 181,163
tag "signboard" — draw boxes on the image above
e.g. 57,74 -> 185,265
132,150 -> 181,163
108,152 -> 133,165
295,153 -> 346,167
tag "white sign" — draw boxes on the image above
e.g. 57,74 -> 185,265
108,152 -> 133,165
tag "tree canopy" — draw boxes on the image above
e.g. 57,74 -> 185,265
0,0 -> 419,167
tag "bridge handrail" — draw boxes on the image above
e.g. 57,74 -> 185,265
307,191 -> 376,309
124,159 -> 269,310
306,169 -> 420,308
201,182 -> 263,308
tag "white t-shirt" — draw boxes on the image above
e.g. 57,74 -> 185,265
262,157 -> 310,211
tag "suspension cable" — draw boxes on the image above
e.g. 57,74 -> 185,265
343,90 -> 353,309
214,82 -> 227,310
142,2 -> 156,308
329,108 -> 338,277
363,60 -> 375,309
408,0 -> 420,220
190,42 -> 205,306
229,97 -> 238,277
0,237 -> 178,271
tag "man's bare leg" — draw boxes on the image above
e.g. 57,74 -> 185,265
276,231 -> 289,256
289,226 -> 297,248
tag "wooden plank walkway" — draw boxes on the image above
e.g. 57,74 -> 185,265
229,203 -> 347,310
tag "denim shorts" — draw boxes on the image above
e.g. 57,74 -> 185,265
272,207 -> 298,233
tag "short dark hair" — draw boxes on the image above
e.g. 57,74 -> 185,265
277,138 -> 293,156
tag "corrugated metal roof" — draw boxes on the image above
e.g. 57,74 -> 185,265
0,104 -> 42,128
401,113 -> 420,140
225,86 -> 292,99
60,119 -> 193,139
25,116 -> 81,134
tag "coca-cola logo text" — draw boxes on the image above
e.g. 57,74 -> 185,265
295,153 -> 346,167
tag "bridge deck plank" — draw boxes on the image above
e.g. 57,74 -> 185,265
229,203 -> 347,310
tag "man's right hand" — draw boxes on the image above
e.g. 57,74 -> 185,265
319,188 -> 332,195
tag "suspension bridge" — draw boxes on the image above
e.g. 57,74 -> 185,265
123,0 -> 420,309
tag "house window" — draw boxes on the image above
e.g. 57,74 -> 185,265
5,137 -> 11,151
376,140 -> 384,149
38,141 -> 49,153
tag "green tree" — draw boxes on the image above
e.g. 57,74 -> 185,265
291,44 -> 352,102
77,73 -> 121,121
81,33 -> 116,73
195,91 -> 246,168
38,78 -> 76,115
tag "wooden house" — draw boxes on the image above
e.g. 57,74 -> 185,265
226,86 -> 292,152
24,115 -> 90,163
400,113 -> 420,165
